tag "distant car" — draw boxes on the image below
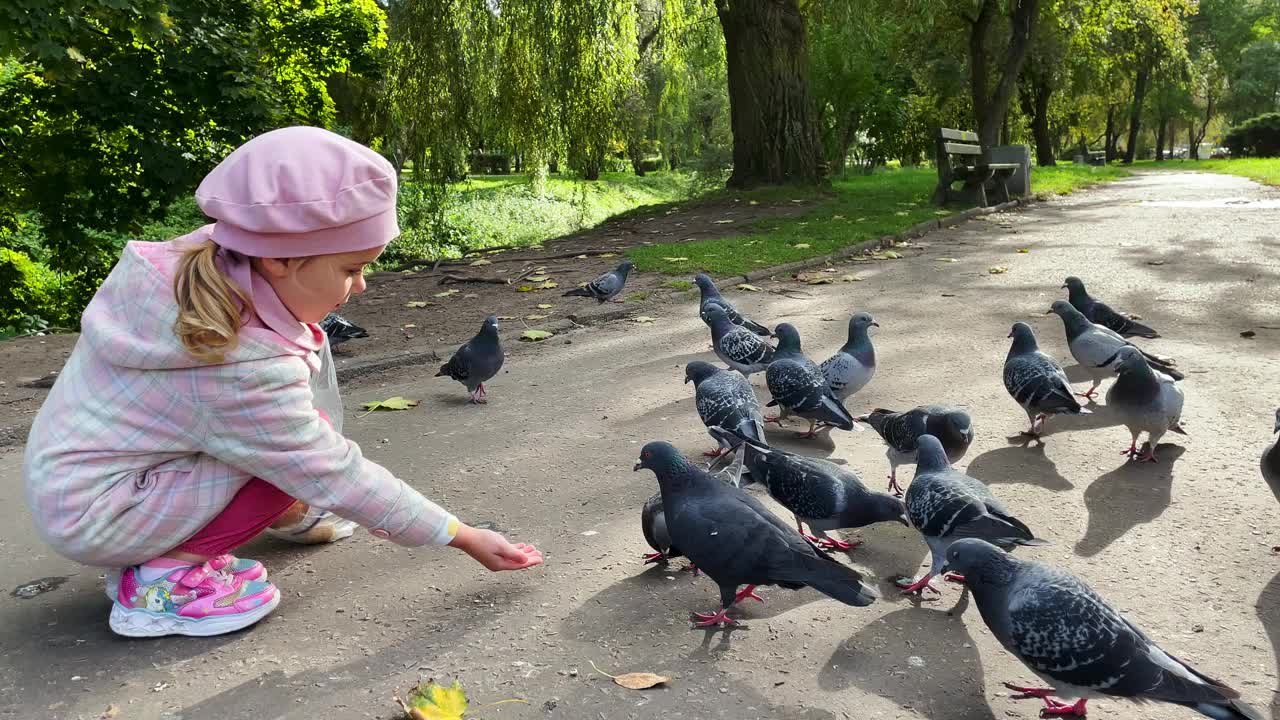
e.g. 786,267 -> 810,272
1210,147 -> 1230,159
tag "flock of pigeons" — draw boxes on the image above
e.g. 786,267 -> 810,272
430,261 -> 1276,719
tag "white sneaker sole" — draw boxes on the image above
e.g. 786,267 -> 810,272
108,588 -> 280,638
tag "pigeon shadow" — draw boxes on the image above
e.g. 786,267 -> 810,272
764,425 -> 839,458
1255,569 -> 1280,720
818,597 -> 994,720
965,444 -> 1073,491
1063,363 -> 1109,386
836,522 -> 935,603
1075,445 -> 1185,557
1004,403 -> 1123,444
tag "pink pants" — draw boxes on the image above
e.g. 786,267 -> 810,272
171,478 -> 297,556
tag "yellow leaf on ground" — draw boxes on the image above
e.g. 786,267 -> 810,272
520,329 -> 554,342
841,274 -> 862,282
989,266 -> 1009,274
714,219 -> 735,224
662,257 -> 689,262
469,259 -> 491,266
575,255 -> 589,259
434,289 -> 459,298
525,314 -> 547,320
1017,248 -> 1030,253
748,200 -> 759,205
516,285 -> 534,292
736,283 -> 763,292
613,673 -> 671,690
807,277 -> 834,285
793,243 -> 811,249
405,301 -> 429,308
360,397 -> 419,416
538,281 -> 558,289
401,680 -> 468,720
598,252 -> 617,257
526,275 -> 549,283
633,316 -> 657,324
880,251 -> 902,259
463,293 -> 478,298
536,304 -> 553,309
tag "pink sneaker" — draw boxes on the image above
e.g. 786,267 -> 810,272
108,561 -> 280,637
103,554 -> 265,601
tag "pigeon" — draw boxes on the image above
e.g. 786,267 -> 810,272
941,538 -> 1263,720
765,323 -> 858,438
1003,322 -> 1090,436
857,405 -> 975,496
1263,409 -> 1280,505
704,305 -> 775,377
1098,346 -> 1186,463
640,492 -> 684,565
634,441 -> 878,627
319,312 -> 368,347
562,260 -> 634,303
695,273 -> 771,336
897,435 -> 1047,595
685,361 -> 766,459
1048,300 -> 1182,400
435,315 -> 504,403
738,442 -> 907,550
1063,276 -> 1160,338
818,312 -> 877,401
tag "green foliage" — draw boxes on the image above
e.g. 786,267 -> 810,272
0,247 -> 75,330
1224,113 -> 1280,157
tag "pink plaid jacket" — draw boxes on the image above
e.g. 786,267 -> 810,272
23,233 -> 457,567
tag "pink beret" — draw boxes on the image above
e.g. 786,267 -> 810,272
195,126 -> 399,258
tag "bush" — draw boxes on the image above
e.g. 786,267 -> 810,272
1224,113 -> 1280,158
0,247 -> 76,331
467,153 -> 511,175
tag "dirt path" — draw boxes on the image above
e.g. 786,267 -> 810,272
2,171 -> 1279,720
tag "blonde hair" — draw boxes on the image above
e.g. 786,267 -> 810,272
173,240 -> 249,363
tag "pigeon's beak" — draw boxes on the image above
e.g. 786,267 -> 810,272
1060,283 -> 1068,289
1273,417 -> 1279,435
1095,350 -> 1121,368
633,462 -> 643,472
897,514 -> 910,527
684,375 -> 691,384
1006,330 -> 1014,338
939,559 -> 951,575
1043,308 -> 1054,315
870,322 -> 880,328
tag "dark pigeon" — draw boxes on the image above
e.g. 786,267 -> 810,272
1263,408 -> 1280,505
765,323 -> 858,438
563,260 -> 634,303
1003,322 -> 1090,436
897,435 -> 1046,596
685,361 -> 766,460
1063,276 -> 1160,338
695,273 -> 771,336
435,315 -> 504,403
942,538 -> 1263,720
641,492 -> 684,565
739,442 -> 907,550
634,441 -> 878,627
704,305 -> 775,377
858,405 -> 974,496
1099,345 -> 1186,463
319,312 -> 368,347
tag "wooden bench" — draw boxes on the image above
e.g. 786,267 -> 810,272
931,128 -> 1019,207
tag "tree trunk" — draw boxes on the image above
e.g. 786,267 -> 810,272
1105,107 -> 1117,162
1191,88 -> 1213,160
1167,118 -> 1176,157
1022,73 -> 1056,166
1123,64 -> 1150,164
717,0 -> 824,188
1155,117 -> 1166,161
967,0 -> 1040,148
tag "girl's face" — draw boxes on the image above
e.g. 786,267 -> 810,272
255,245 -> 385,324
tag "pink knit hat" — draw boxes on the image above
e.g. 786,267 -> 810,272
195,126 -> 399,258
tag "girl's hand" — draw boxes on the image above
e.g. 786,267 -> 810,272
448,524 -> 544,571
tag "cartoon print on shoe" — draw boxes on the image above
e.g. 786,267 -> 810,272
109,560 -> 280,638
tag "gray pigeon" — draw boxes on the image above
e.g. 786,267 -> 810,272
857,405 -> 974,496
765,323 -> 858,438
818,312 -> 877,401
695,273 -> 771,336
685,361 -> 766,459
1099,346 -> 1186,463
563,260 -> 634,303
1003,322 -> 1090,436
435,315 -> 503,403
641,492 -> 684,565
704,305 -> 775,377
634,441 -> 878,627
898,435 -> 1046,596
1048,300 -> 1182,400
739,442 -> 907,550
1063,276 -> 1160,338
1263,409 -> 1280,504
942,538 -> 1263,720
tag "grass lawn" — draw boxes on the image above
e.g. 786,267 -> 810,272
1132,157 -> 1280,187
629,163 -> 1131,276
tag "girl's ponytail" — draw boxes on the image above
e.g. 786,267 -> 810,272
172,240 -> 247,363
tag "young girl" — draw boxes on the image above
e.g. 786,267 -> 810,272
22,126 -> 543,638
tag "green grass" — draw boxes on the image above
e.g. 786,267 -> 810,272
1131,157 -> 1280,187
629,163 -> 1131,276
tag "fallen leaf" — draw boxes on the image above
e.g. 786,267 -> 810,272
832,214 -> 845,220
400,680 -> 468,720
662,257 -> 689,262
469,258 -> 492,266
526,275 -> 549,283
633,316 -> 657,324
841,274 -> 862,282
714,219 -> 735,224
525,314 -> 548,320
538,280 -> 558,289
536,303 -> 553,309
598,252 -> 617,258
807,277 -> 834,285
988,266 -> 1009,274
880,251 -> 902,259
520,329 -> 554,342
894,210 -> 910,216
516,285 -> 535,292
793,243 -> 811,249
1016,248 -> 1030,254
360,397 -> 419,415
434,289 -> 459,298
748,200 -> 759,205
463,293 -> 479,298
935,257 -> 958,263
405,301 -> 429,308
403,323 -> 417,328
736,283 -> 763,292
613,673 -> 671,690
575,254 -> 589,259
99,706 -> 120,720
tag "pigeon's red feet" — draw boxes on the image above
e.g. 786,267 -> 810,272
818,537 -> 860,551
1075,389 -> 1096,400
692,607 -> 738,627
764,415 -> 786,427
642,552 -> 666,564
802,533 -> 823,545
896,574 -> 939,596
887,475 -> 904,497
1003,683 -> 1058,699
733,585 -> 764,604
796,422 -> 821,439
1120,442 -> 1138,458
1041,699 -> 1088,717
1136,448 -> 1158,463
943,572 -> 966,583
703,448 -> 729,458
682,563 -> 700,575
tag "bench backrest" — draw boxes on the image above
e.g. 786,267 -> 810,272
938,128 -> 982,157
